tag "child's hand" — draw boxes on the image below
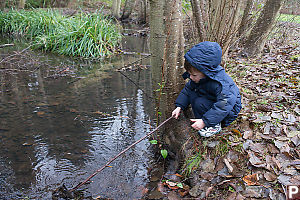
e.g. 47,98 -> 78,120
172,107 -> 181,119
190,119 -> 205,130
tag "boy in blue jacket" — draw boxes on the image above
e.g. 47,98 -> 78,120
172,41 -> 242,137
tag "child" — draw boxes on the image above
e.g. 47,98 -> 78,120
172,41 -> 242,137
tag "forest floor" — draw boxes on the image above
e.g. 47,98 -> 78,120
156,20 -> 300,200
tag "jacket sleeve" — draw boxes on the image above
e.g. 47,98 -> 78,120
202,84 -> 238,127
175,83 -> 191,110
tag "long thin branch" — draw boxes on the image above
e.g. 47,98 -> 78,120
0,44 -> 14,48
70,116 -> 173,192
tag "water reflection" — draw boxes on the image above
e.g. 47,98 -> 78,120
0,35 -> 155,199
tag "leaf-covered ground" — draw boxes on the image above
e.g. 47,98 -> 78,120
157,24 -> 299,199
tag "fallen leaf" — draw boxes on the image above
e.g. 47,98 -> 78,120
248,152 -> 265,167
226,192 -> 237,200
249,142 -> 267,154
274,140 -> 290,154
236,193 -> 246,200
286,114 -> 296,123
174,173 -> 183,178
243,174 -> 259,186
205,186 -> 214,197
37,111 -> 45,116
232,129 -> 242,137
69,108 -> 77,112
264,172 -> 277,182
243,130 -> 253,139
272,156 -> 281,169
288,131 -> 300,138
164,180 -> 179,190
257,104 -> 272,112
271,112 -> 283,120
267,143 -> 280,154
253,114 -> 271,123
263,122 -> 271,135
265,155 -> 277,171
22,142 -> 33,146
278,174 -> 292,185
141,186 -> 149,196
178,189 -> 189,197
157,182 -> 166,193
291,136 -> 300,146
224,158 -> 234,173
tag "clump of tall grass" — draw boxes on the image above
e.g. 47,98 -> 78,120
0,9 -> 122,58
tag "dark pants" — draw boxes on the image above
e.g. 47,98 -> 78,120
189,91 -> 214,119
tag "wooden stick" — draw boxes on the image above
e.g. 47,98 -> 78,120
70,116 -> 173,192
0,44 -> 14,48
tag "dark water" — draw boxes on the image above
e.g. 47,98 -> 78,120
0,34 -> 157,199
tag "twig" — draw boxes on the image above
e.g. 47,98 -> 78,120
118,70 -> 154,100
0,44 -> 34,64
0,44 -> 14,48
70,116 -> 174,192
116,53 -> 151,71
206,179 -> 232,197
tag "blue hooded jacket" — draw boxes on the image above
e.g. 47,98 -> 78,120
175,41 -> 242,127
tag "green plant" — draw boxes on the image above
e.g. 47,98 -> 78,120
182,150 -> 206,176
233,143 -> 244,153
228,186 -> 235,192
0,9 -> 122,58
182,0 -> 191,10
161,149 -> 168,159
149,140 -> 158,144
214,139 -> 229,157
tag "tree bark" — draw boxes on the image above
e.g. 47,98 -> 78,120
0,0 -> 5,9
191,0 -> 242,57
18,0 -> 26,9
149,0 -> 165,86
238,0 -> 254,39
243,0 -> 283,56
67,0 -> 77,8
190,0 -> 205,41
112,0 -> 122,19
162,0 -> 194,174
137,0 -> 148,24
121,0 -> 136,20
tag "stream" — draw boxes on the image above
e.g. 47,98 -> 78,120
0,30 -> 161,199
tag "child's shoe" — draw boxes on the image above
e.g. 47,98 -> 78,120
198,124 -> 221,137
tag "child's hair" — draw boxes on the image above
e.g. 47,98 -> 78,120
184,60 -> 199,73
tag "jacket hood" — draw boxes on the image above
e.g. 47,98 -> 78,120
184,41 -> 223,78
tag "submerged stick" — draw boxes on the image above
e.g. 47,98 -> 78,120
70,116 -> 173,192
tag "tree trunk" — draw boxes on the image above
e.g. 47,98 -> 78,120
243,0 -> 283,56
18,0 -> 26,9
238,0 -> 254,39
121,0 -> 136,20
0,0 -> 6,9
149,0 -> 193,174
161,0 -> 194,175
190,0 -> 205,41
67,0 -> 77,8
191,0 -> 242,57
112,0 -> 122,19
137,0 -> 148,24
149,0 -> 165,87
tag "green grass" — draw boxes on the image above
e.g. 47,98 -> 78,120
182,151 -> 205,176
277,14 -> 300,23
0,9 -> 122,58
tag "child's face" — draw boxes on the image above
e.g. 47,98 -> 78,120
189,70 -> 206,83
